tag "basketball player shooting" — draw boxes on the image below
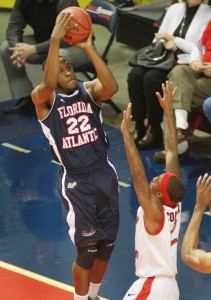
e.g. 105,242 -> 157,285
121,81 -> 185,300
31,12 -> 119,300
56,6 -> 92,45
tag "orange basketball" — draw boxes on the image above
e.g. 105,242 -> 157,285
56,7 -> 92,45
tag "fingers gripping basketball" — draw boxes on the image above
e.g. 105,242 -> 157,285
56,7 -> 92,45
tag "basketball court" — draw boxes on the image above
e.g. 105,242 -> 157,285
0,102 -> 211,299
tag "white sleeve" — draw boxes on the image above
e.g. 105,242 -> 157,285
174,22 -> 209,55
190,46 -> 200,63
174,37 -> 196,54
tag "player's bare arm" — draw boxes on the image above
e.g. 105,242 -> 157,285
78,31 -> 118,102
156,81 -> 180,178
31,13 -> 72,119
121,103 -> 163,231
181,173 -> 211,273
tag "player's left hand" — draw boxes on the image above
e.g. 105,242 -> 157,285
121,103 -> 132,137
196,173 -> 211,211
52,12 -> 73,41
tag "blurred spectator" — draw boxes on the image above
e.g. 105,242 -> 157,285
128,0 -> 211,150
0,0 -> 90,113
154,19 -> 211,162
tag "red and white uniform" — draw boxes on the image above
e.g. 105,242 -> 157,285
123,203 -> 181,300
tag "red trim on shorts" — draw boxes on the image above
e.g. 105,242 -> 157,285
136,277 -> 155,299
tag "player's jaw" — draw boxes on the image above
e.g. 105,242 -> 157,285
56,77 -> 77,94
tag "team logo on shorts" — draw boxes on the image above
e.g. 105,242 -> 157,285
67,181 -> 77,189
82,229 -> 96,237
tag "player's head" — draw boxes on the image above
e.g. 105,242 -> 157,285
42,56 -> 77,93
160,173 -> 184,207
42,56 -> 74,70
150,172 -> 185,207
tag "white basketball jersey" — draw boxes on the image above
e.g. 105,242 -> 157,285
135,203 -> 181,278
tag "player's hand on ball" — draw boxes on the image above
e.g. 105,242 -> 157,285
74,28 -> 93,49
56,7 -> 92,45
52,12 -> 73,41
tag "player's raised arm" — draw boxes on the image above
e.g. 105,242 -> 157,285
75,31 -> 118,102
156,81 -> 180,178
181,173 -> 211,273
32,13 -> 72,104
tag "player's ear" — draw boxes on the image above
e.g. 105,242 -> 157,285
156,191 -> 163,200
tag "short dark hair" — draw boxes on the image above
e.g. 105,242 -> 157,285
167,176 -> 185,203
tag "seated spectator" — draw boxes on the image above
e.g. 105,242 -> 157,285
154,19 -> 211,162
0,0 -> 90,113
203,97 -> 211,124
128,0 -> 211,149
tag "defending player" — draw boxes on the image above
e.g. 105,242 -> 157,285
121,81 -> 185,299
31,12 -> 119,300
181,173 -> 211,273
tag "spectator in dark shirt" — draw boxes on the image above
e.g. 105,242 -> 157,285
0,0 -> 90,113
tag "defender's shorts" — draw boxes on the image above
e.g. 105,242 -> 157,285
123,276 -> 179,300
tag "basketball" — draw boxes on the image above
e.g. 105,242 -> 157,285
56,7 -> 92,45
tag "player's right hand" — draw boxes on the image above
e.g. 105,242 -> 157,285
52,12 -> 73,41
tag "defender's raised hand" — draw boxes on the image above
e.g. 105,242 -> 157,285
121,103 -> 132,138
156,81 -> 177,115
196,173 -> 211,211
52,12 -> 73,41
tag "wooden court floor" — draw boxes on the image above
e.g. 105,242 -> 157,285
1,105 -> 211,299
